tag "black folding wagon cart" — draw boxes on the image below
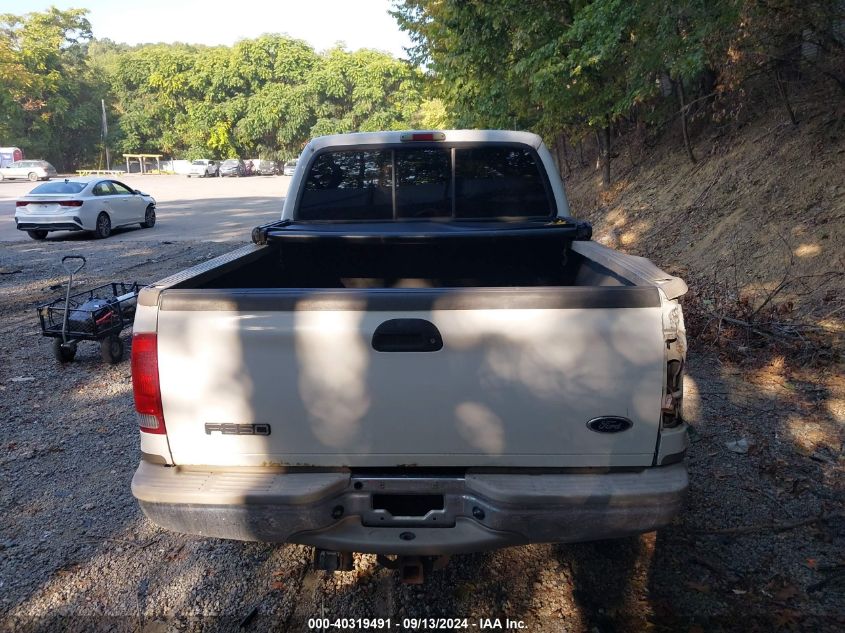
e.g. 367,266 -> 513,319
37,256 -> 141,364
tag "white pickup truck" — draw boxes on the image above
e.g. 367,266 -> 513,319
131,130 -> 689,579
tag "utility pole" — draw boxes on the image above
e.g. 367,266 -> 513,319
101,99 -> 111,171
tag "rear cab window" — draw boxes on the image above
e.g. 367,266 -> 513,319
297,144 -> 553,221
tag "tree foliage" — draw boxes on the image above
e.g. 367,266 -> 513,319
96,34 -> 426,161
4,4 -> 842,174
392,0 -> 844,184
2,8 -> 427,169
0,7 -> 104,169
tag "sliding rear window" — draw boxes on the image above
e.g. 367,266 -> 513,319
297,144 -> 553,221
454,147 -> 551,218
299,151 -> 393,220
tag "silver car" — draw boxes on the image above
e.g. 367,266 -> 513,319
282,160 -> 297,176
251,159 -> 277,175
0,160 -> 57,182
14,177 -> 156,240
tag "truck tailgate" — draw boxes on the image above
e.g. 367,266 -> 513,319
156,286 -> 665,467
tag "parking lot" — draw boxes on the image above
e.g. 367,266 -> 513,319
0,174 -> 290,243
0,177 -> 842,632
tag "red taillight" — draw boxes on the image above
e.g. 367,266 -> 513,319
16,200 -> 82,207
131,333 -> 166,434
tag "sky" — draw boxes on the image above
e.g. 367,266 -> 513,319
4,0 -> 414,58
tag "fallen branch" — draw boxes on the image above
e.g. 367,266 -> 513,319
819,304 -> 845,321
694,513 -> 841,536
707,313 -> 815,341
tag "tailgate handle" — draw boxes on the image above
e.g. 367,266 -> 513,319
372,319 -> 443,352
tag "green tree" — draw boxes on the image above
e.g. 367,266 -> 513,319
393,0 -> 842,186
94,35 -> 425,162
307,47 -> 423,138
0,7 -> 104,169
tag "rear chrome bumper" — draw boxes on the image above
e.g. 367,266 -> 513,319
132,462 -> 688,555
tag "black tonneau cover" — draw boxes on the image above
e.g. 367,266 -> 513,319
251,219 -> 592,245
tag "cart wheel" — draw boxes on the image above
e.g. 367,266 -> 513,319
100,336 -> 124,364
53,339 -> 76,363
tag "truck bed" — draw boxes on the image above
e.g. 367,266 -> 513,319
168,221 -> 630,291
139,226 -> 685,469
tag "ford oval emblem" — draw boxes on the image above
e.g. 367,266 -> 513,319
586,416 -> 633,433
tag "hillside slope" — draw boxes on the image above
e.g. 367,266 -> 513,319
565,91 -> 844,347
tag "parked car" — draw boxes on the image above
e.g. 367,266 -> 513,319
219,158 -> 246,177
282,159 -> 297,176
0,160 -> 57,182
14,177 -> 156,240
130,130 -> 689,583
251,159 -> 276,175
187,159 -> 218,178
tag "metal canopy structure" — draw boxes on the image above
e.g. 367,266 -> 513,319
123,154 -> 162,174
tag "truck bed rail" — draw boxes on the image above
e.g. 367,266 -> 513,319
251,219 -> 592,246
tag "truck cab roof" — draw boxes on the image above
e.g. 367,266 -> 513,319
304,129 -> 544,152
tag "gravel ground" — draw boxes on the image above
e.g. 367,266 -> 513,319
0,239 -> 843,632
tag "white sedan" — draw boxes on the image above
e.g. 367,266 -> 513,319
14,177 -> 156,240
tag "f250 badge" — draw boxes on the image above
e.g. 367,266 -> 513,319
205,423 -> 271,436
586,416 -> 633,433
